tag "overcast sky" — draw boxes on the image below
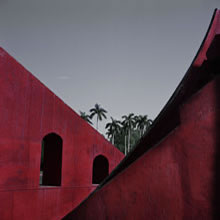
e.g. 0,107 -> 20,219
0,0 -> 219,134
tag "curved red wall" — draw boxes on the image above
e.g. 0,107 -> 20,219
66,79 -> 219,219
0,48 -> 124,219
64,9 -> 220,220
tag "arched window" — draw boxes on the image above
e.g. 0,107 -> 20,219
92,155 -> 109,184
40,133 -> 63,186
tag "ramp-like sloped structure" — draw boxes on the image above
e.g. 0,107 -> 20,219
64,9 -> 220,219
0,48 -> 124,219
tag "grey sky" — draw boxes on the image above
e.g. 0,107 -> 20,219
0,0 -> 219,134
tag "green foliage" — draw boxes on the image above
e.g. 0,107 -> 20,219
79,104 -> 153,155
105,117 -> 121,145
79,111 -> 93,124
114,127 -> 141,154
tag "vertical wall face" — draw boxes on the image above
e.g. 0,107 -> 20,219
65,70 -> 219,220
0,48 -> 124,219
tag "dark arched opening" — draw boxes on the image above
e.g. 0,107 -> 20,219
40,133 -> 62,186
92,155 -> 109,184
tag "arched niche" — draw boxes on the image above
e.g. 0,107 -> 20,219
40,133 -> 63,186
92,155 -> 109,184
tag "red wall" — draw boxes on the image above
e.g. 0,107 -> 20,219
0,48 -> 124,219
65,78 -> 219,219
64,9 -> 220,220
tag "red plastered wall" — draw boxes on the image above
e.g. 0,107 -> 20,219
0,48 -> 124,219
66,77 -> 219,220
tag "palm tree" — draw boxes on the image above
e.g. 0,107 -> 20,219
122,113 -> 136,154
105,117 -> 121,145
144,118 -> 153,133
79,111 -> 93,124
134,115 -> 143,138
89,104 -> 107,130
120,121 -> 129,155
135,115 -> 153,137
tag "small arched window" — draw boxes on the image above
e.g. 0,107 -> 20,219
92,155 -> 109,184
40,133 -> 62,186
